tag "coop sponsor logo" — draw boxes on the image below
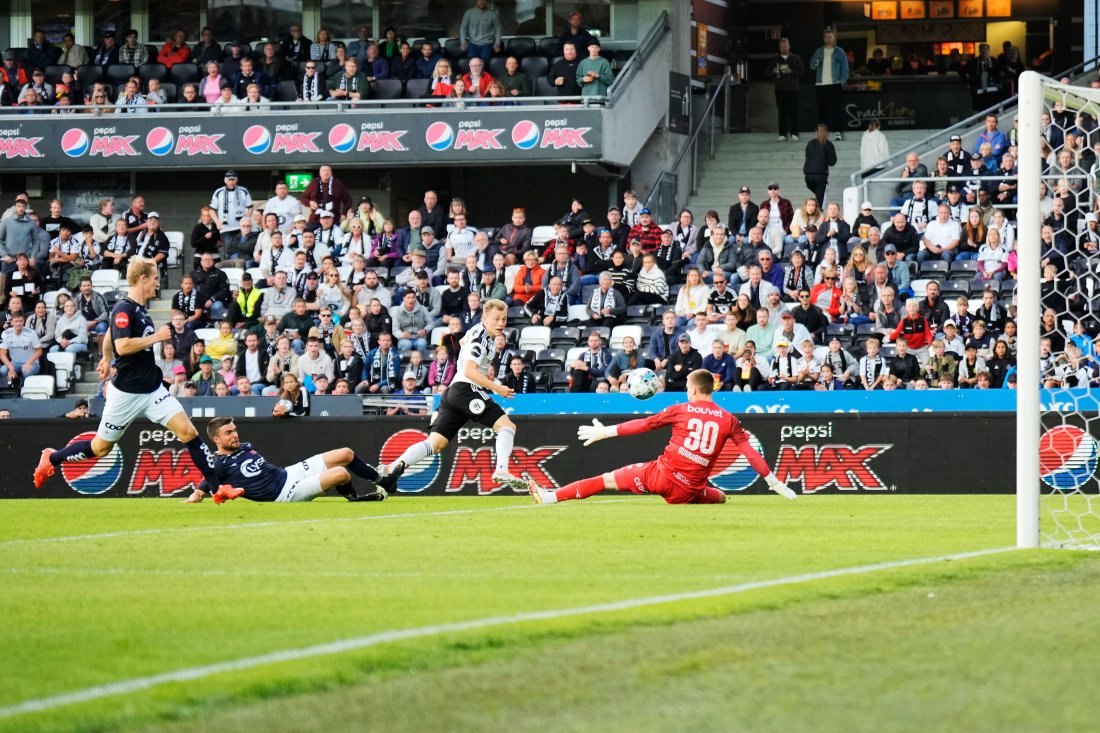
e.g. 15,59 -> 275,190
772,422 -> 892,493
0,128 -> 44,158
510,119 -> 592,151
61,127 -> 140,157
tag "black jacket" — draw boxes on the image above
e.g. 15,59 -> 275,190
727,201 -> 760,239
235,348 -> 271,385
191,266 -> 230,306
803,139 -> 838,176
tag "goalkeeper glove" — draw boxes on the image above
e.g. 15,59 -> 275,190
765,473 -> 797,500
577,419 -> 617,447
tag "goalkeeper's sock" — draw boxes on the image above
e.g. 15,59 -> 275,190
347,454 -> 381,482
184,437 -> 221,489
494,427 -> 515,473
388,440 -> 433,473
556,475 -> 605,502
50,439 -> 94,466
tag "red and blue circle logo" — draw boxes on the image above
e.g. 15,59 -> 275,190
379,429 -> 440,493
58,432 -> 124,495
511,120 -> 540,150
145,126 -> 175,156
424,121 -> 454,152
707,430 -> 768,492
1040,425 -> 1098,490
243,125 -> 272,154
328,123 -> 357,153
61,129 -> 90,157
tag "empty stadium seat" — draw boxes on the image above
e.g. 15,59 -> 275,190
21,375 -> 55,399
626,305 -> 654,325
430,326 -> 448,346
455,58 -> 470,76
91,270 -> 120,293
372,78 -> 403,99
506,37 -> 536,59
531,226 -> 555,249
535,348 -> 566,369
504,264 -> 522,292
138,63 -> 167,82
565,346 -> 586,364
567,304 -> 589,323
534,76 -> 556,97
442,38 -> 463,62
919,261 -> 949,280
550,326 -> 580,348
488,57 -> 508,78
105,64 -> 136,87
403,78 -> 428,99
910,278 -> 932,297
46,352 -> 75,392
949,260 -> 979,276
194,327 -> 218,342
220,266 -> 244,290
520,56 -> 549,80
169,63 -> 200,85
538,37 -> 561,58
165,231 -> 184,273
158,82 -> 177,103
275,80 -> 298,102
518,326 -> 551,352
75,64 -> 104,85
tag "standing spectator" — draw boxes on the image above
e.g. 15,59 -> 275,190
158,30 -> 192,69
57,33 -> 89,68
809,28 -> 849,141
976,113 -> 1008,163
771,37 -> 804,142
549,42 -> 581,98
210,170 -> 253,260
860,119 -> 890,173
262,182 -> 304,235
301,165 -> 353,225
460,0 -> 502,62
0,198 -> 37,304
25,29 -> 59,72
577,39 -> 613,98
559,11 -> 596,52
119,29 -> 148,66
803,124 -> 837,205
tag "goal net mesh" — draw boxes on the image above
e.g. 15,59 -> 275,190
1031,77 -> 1100,549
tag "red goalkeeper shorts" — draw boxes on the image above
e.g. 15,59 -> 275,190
611,461 -> 726,505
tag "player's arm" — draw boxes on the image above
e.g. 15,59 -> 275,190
184,481 -> 210,503
577,408 -> 676,446
462,358 -> 514,398
96,330 -> 114,380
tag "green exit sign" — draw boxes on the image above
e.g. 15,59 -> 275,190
285,173 -> 313,193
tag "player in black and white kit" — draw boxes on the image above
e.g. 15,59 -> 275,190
377,298 -> 528,492
34,257 -> 239,501
183,417 -> 385,503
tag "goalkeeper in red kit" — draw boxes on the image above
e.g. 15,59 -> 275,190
528,369 -> 797,504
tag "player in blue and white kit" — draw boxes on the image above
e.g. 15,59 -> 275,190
34,257 -> 238,501
377,298 -> 528,493
183,417 -> 385,503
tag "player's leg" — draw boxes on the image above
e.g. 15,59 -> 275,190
488,413 -> 528,492
304,447 -> 384,500
277,467 -> 352,502
530,463 -> 646,504
378,392 -> 463,490
319,446 -> 381,483
34,384 -> 139,487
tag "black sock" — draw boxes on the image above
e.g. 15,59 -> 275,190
336,484 -> 357,499
50,440 -> 94,467
184,437 -> 220,488
347,455 -> 380,482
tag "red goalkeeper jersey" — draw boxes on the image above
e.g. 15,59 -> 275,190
617,401 -> 749,488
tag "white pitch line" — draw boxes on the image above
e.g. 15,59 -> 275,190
0,499 -> 632,548
0,546 -> 1015,719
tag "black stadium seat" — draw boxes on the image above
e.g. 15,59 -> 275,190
371,78 -> 402,99
169,63 -> 200,85
455,57 -> 469,76
105,63 -> 136,87
157,82 -> 177,102
44,65 -> 71,85
138,62 -> 167,82
506,37 -> 536,59
442,38 -> 462,62
488,57 -> 508,78
75,64 -> 104,85
534,76 -> 556,97
538,37 -> 560,58
275,80 -> 298,102
403,78 -> 428,99
520,56 -> 549,79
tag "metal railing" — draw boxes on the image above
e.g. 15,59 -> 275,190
642,70 -> 733,222
850,53 -> 1100,188
608,10 -> 670,104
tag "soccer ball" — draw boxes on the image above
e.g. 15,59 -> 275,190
275,399 -> 294,414
625,368 -> 660,400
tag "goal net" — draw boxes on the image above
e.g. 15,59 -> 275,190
1018,71 -> 1100,550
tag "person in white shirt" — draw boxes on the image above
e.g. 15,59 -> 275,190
296,336 -> 335,383
900,180 -> 935,234
262,182 -> 304,234
210,170 -> 253,260
313,209 -> 345,256
686,313 -> 716,353
444,213 -> 477,267
859,119 -> 890,173
918,202 -> 962,264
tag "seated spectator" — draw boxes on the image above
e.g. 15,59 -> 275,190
232,83 -> 271,113
197,61 -> 225,104
629,253 -> 669,306
272,372 -> 310,416
510,249 -> 545,304
387,372 -> 429,415
297,60 -> 327,102
881,213 -> 921,261
524,275 -> 570,326
49,299 -> 88,355
427,344 -> 455,393
665,333 -> 702,391
462,56 -> 493,97
646,310 -> 682,373
427,59 -> 455,98
794,339 -> 821,390
815,362 -> 844,390
114,79 -> 147,114
192,27 -> 221,66
586,271 -> 626,328
569,331 -> 612,393
390,289 -> 430,353
501,355 -> 536,394
327,58 -> 368,101
361,331 -> 400,394
311,28 -> 338,63
206,320 -> 238,361
235,332 -> 270,393
499,56 -> 531,97
702,339 -> 737,390
296,335 -> 335,387
890,339 -> 921,385
190,354 -> 225,396
767,339 -> 801,391
745,307 -> 777,359
333,337 -> 365,391
389,42 -> 417,83
675,267 -> 711,326
158,30 -> 192,69
886,298 -> 933,358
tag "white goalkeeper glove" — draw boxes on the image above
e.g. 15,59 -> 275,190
577,419 -> 617,447
765,473 -> 797,500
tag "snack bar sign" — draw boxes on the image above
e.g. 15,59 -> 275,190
0,109 -> 603,171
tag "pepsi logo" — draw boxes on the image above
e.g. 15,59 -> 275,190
511,120 -> 540,150
328,124 -> 357,153
707,430 -> 766,492
145,127 -> 175,156
379,429 -> 440,492
242,125 -> 272,154
1040,425 -> 1098,490
59,432 -> 123,495
424,122 -> 454,152
61,128 -> 90,158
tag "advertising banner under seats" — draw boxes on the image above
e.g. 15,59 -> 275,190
1,413 -> 1013,498
0,108 -> 602,172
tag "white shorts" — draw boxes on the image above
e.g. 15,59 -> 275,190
275,453 -> 330,502
96,383 -> 185,443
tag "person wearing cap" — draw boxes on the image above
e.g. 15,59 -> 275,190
774,309 -> 812,353
91,30 -> 120,67
387,370 -> 429,416
190,354 -> 225,397
627,208 -> 663,253
313,207 -> 345,257
944,134 -> 971,177
663,332 -> 703,392
767,338 -> 800,390
728,187 -> 759,245
577,37 -> 612,97
131,212 -> 169,276
209,171 -> 253,261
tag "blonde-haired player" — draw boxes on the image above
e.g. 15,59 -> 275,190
34,257 -> 240,502
378,298 -> 528,492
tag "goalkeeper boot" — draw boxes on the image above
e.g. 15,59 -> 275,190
212,484 -> 244,504
377,461 -> 405,492
492,470 -> 530,493
527,480 -> 558,505
33,448 -> 55,489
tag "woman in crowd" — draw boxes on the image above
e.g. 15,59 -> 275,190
783,247 -> 814,301
959,208 -> 986,262
190,206 -> 222,270
389,42 -> 417,83
785,197 -> 823,256
427,345 -> 455,393
186,340 -> 208,376
606,335 -> 641,392
156,340 -> 182,381
928,156 -> 953,200
674,266 -> 711,327
843,244 -> 872,284
428,58 -> 455,99
198,61 -> 224,103
318,269 -> 352,319
26,300 -> 56,351
311,28 -> 338,63
803,123 -> 838,206
272,372 -> 310,416
50,298 -> 89,355
370,219 -> 399,268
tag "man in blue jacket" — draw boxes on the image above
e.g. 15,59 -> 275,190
809,28 -> 850,141
645,310 -> 683,374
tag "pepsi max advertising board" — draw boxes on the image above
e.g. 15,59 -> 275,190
0,108 -> 602,172
1,413 -> 1018,498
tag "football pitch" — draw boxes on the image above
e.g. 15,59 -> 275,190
1,495 -> 1098,733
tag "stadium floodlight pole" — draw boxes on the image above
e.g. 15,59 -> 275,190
1016,70 -> 1042,549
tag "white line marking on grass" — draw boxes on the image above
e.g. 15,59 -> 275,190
0,546 -> 1015,719
0,500 -> 633,548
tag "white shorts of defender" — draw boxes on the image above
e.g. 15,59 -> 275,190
275,453 -> 329,502
96,383 -> 185,443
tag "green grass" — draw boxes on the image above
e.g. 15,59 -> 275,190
0,496 -> 1096,733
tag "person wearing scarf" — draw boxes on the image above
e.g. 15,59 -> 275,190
364,332 -> 400,393
524,275 -> 570,326
569,330 -> 612,393
327,58 -> 369,101
587,271 -> 626,327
